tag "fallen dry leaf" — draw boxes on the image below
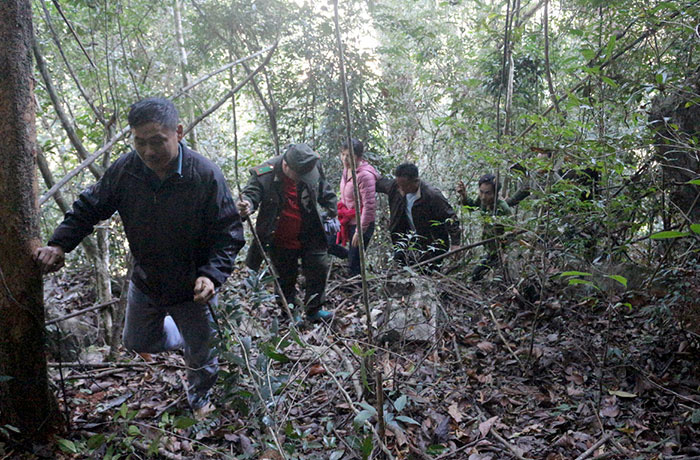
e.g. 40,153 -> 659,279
448,401 -> 464,422
600,403 -> 620,418
567,385 -> 585,397
477,341 -> 496,353
259,449 -> 283,460
479,416 -> 499,438
308,363 -> 326,377
608,390 -> 636,398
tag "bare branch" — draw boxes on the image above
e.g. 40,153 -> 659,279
38,126 -> 130,206
32,36 -> 104,179
39,0 -> 106,125
183,42 -> 278,135
51,0 -> 96,69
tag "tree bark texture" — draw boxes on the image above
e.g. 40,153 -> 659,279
0,0 -> 59,442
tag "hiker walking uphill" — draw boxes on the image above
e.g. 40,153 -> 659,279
457,173 -> 513,281
33,98 -> 245,418
376,162 -> 461,267
237,143 -> 338,323
332,138 -> 379,276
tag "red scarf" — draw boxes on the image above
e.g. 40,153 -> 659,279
336,201 -> 355,246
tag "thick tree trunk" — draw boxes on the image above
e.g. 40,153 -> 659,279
0,0 -> 60,443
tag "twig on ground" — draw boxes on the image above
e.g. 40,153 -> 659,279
332,344 -> 363,401
45,299 -> 120,325
633,366 -> 700,406
474,404 -> 528,460
48,361 -> 147,369
573,432 -> 612,460
64,368 -> 125,381
433,437 -> 482,460
133,440 -> 183,460
154,395 -> 184,420
486,303 -> 524,370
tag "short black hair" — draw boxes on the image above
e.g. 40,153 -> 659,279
478,173 -> 499,192
342,138 -> 364,157
128,97 -> 179,130
395,163 -> 419,180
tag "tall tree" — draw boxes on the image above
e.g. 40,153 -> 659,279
0,0 -> 59,443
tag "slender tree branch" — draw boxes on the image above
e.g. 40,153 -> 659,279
515,0 -> 546,28
116,6 -> 141,99
183,42 -> 278,136
174,45 -> 274,97
45,299 -> 120,326
543,0 -> 561,114
37,150 -> 99,261
32,36 -> 104,179
38,126 -> 130,206
333,0 -> 374,346
39,0 -> 106,125
51,0 -> 96,69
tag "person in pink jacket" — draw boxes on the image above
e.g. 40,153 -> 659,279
337,138 -> 379,276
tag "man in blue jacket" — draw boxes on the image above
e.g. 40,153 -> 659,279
34,97 -> 244,417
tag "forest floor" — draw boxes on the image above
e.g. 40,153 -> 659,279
24,259 -> 700,459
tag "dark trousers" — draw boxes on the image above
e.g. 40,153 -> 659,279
327,235 -> 348,259
268,246 -> 328,315
122,283 -> 217,409
347,222 -> 374,276
327,222 -> 375,276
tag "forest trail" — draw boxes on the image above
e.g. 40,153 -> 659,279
44,262 -> 700,459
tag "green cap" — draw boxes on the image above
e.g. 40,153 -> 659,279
283,143 -> 320,184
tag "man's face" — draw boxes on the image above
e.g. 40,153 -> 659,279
132,122 -> 183,177
282,159 -> 300,181
479,182 -> 496,207
396,176 -> 420,195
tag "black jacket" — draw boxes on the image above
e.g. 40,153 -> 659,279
49,143 -> 245,305
240,155 -> 337,269
376,177 -> 460,253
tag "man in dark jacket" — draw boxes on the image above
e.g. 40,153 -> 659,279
33,98 -> 244,417
237,144 -> 337,323
376,163 -> 460,266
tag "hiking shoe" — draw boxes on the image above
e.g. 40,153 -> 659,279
306,310 -> 334,323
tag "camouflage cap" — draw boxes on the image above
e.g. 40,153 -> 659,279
283,143 -> 320,185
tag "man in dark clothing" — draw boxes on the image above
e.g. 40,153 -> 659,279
456,173 -> 513,281
237,143 -> 337,323
376,163 -> 460,267
34,98 -> 244,417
